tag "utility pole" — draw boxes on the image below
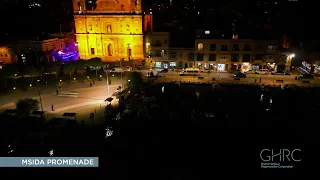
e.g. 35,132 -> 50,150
120,59 -> 123,88
106,71 -> 110,97
38,88 -> 44,117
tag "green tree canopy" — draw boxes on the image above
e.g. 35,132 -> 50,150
25,65 -> 40,76
127,72 -> 143,88
16,98 -> 40,117
87,57 -> 103,67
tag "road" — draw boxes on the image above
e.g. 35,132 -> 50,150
0,78 -> 124,124
140,71 -> 320,85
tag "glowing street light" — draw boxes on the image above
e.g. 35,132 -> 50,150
73,78 -> 76,80
87,76 -> 89,79
290,54 -> 295,58
29,84 -> 32,87
128,80 -> 131,82
60,79 -> 62,82
13,87 -> 16,90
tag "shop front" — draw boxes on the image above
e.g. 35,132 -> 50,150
252,64 -> 260,71
230,63 -> 238,71
217,63 -> 227,72
266,63 -> 276,71
197,62 -> 203,69
170,62 -> 176,69
155,62 -> 162,68
154,61 -> 173,69
241,62 -> 250,72
209,63 -> 215,70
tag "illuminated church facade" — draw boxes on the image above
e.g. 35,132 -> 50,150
73,0 -> 144,61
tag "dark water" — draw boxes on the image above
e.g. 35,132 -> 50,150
2,83 -> 319,178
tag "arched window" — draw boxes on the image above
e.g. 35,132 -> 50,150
197,43 -> 204,51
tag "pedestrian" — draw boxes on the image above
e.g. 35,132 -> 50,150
254,79 -> 256,83
93,80 -> 95,84
147,72 -> 150,77
56,89 -> 59,95
51,104 -> 54,111
90,82 -> 92,87
259,78 -> 261,83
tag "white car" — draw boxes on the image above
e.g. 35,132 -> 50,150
124,66 -> 132,72
244,70 -> 256,74
255,69 -> 269,75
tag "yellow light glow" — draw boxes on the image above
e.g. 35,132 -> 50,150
74,13 -> 144,62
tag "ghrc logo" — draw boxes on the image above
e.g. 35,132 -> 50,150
260,149 -> 302,162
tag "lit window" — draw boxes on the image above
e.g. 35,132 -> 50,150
197,43 -> 204,51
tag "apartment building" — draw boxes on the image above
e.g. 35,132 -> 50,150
169,38 -> 292,72
145,32 -> 171,69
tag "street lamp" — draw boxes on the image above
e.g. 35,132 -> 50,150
285,53 -> 295,72
106,71 -> 110,97
38,88 -> 44,118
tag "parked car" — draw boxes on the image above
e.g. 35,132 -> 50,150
300,74 -> 314,79
201,68 -> 211,73
234,72 -> 246,78
111,67 -> 124,73
124,66 -> 132,71
255,69 -> 269,75
271,70 -> 290,75
160,69 -> 168,73
244,70 -> 256,74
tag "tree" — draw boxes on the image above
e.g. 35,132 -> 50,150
44,62 -> 61,78
126,72 -> 143,92
63,63 -> 75,76
87,57 -> 103,75
0,64 -> 18,88
25,65 -> 40,82
73,60 -> 86,75
16,98 -> 39,117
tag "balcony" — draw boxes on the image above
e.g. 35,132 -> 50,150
151,43 -> 162,47
265,58 -> 275,63
253,60 -> 263,64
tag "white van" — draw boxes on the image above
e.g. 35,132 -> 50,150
111,66 -> 124,73
179,68 -> 200,76
256,69 -> 269,75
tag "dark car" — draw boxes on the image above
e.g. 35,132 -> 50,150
160,69 -> 168,73
300,74 -> 314,79
234,72 -> 246,78
271,70 -> 290,75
